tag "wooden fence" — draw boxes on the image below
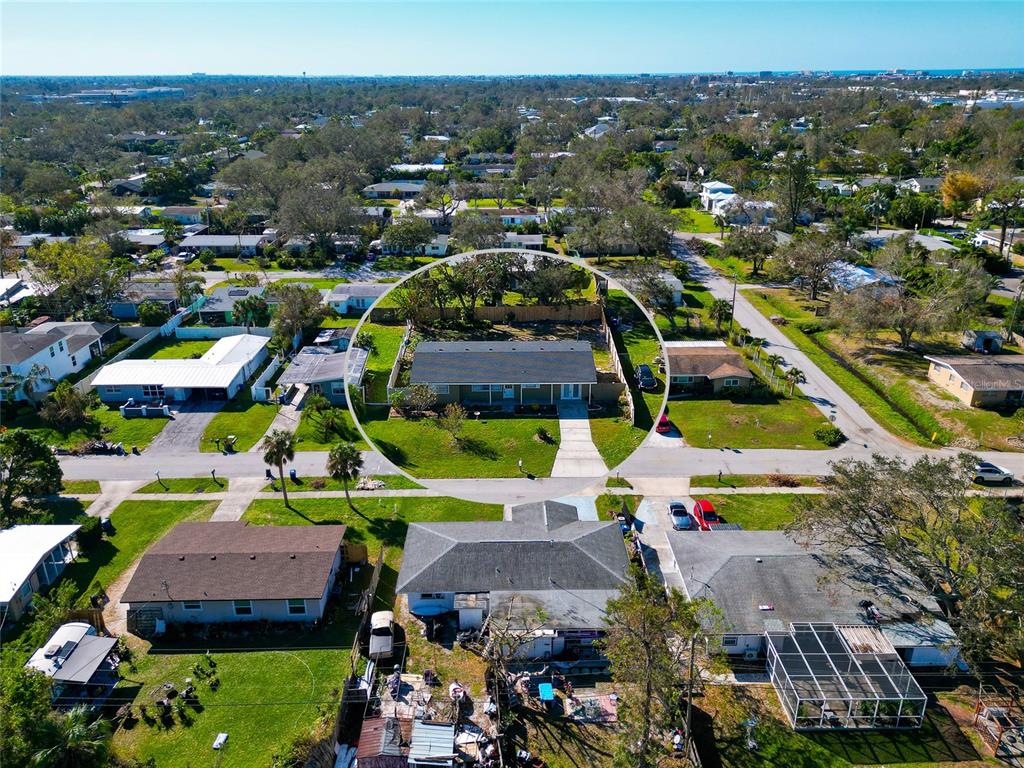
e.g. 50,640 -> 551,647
378,321 -> 413,405
371,303 -> 602,324
602,309 -> 636,424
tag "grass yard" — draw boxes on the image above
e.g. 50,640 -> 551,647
320,314 -> 363,328
65,500 -> 216,605
703,252 -> 773,284
129,337 -> 216,360
136,477 -> 229,493
690,474 -> 820,488
361,411 -> 561,478
698,493 -> 810,530
371,254 -> 438,271
672,208 -> 720,233
269,277 -> 348,289
667,392 -> 832,449
589,404 -> 649,470
264,474 -> 424,492
200,389 -> 279,453
294,406 -> 369,451
61,479 -> 101,494
359,322 -> 409,403
0,403 -> 170,451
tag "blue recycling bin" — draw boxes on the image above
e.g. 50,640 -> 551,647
289,468 -> 297,482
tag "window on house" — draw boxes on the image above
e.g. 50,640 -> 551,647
721,636 -> 739,647
106,386 -> 121,394
49,346 -> 55,357
71,356 -> 77,367
490,384 -> 502,392
19,581 -> 32,599
960,382 -> 968,391
471,385 -> 489,392
419,593 -> 445,600
430,384 -> 449,394
331,381 -> 346,395
287,599 -> 306,615
724,378 -> 740,387
142,384 -> 164,399
233,600 -> 253,616
522,383 -> 540,389
58,340 -> 64,352
182,601 -> 203,611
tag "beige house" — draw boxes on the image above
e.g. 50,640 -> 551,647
664,341 -> 753,395
925,355 -> 1024,407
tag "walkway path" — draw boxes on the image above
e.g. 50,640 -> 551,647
550,400 -> 609,477
211,476 -> 273,521
249,384 -> 307,452
85,480 -> 146,518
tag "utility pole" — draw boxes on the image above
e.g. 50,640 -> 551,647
730,272 -> 738,334
684,632 -> 697,758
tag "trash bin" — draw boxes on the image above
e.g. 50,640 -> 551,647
265,469 -> 273,480
289,468 -> 297,482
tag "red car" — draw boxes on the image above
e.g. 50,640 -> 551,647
655,414 -> 674,434
691,499 -> 720,531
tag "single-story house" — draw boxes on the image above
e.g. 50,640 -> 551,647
199,181 -> 240,199
25,622 -> 119,707
408,340 -> 606,404
107,178 -> 145,197
198,286 -> 266,325
464,152 -> 515,164
92,333 -> 270,403
897,177 -> 942,194
0,525 -> 81,621
0,277 -> 36,307
854,176 -> 894,191
118,228 -> 167,253
325,283 -> 391,314
178,233 -> 270,256
583,123 -> 613,139
828,262 -> 900,295
500,233 -> 544,250
159,206 -> 204,224
669,530 -> 963,669
363,181 -> 427,200
963,329 -> 1004,354
312,326 -> 354,351
460,163 -> 515,177
397,500 -> 629,660
664,341 -> 752,394
1,322 -> 119,402
924,354 -> 1024,407
472,207 -> 544,226
121,521 -> 347,634
381,234 -> 448,258
653,140 -> 679,153
12,234 -> 72,253
277,345 -> 368,405
110,280 -> 179,320
857,230 -> 955,253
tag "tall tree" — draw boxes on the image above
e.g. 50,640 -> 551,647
0,227 -> 21,279
327,441 -> 364,510
772,230 -> 851,301
233,294 -> 271,329
451,211 -> 504,251
789,453 -> 1024,670
628,259 -> 678,328
276,186 -> 365,255
983,179 -> 1024,255
261,429 -> 296,509
380,216 -> 435,266
0,429 -> 63,527
27,238 -> 128,318
171,266 -> 203,308
601,565 -> 718,768
941,171 -> 984,225
39,381 -> 93,430
30,705 -> 111,768
2,362 -> 56,405
772,148 -> 814,232
270,284 -> 326,348
414,181 -> 461,227
721,226 -> 776,276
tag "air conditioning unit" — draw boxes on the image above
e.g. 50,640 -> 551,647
743,651 -> 759,660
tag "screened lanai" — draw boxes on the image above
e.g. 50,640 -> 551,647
766,623 -> 927,730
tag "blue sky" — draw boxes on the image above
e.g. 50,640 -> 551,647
2,1 -> 1022,77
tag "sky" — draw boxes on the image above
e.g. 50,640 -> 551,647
2,1 -> 1022,77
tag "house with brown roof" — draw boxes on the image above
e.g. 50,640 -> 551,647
121,521 -> 346,634
663,341 -> 752,395
925,354 -> 1024,407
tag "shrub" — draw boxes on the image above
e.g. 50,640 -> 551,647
814,425 -> 846,447
74,514 -> 104,551
766,473 -> 802,488
309,478 -> 326,490
535,426 -> 553,444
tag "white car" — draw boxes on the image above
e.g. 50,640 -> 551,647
973,462 -> 1014,485
368,610 -> 396,659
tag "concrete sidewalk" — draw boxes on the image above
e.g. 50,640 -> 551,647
550,400 -> 608,477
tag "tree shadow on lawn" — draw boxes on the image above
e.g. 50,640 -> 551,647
366,438 -> 411,470
511,706 -> 614,768
454,436 -> 500,460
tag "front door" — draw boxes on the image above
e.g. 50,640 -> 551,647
561,383 -> 581,400
503,385 -> 515,400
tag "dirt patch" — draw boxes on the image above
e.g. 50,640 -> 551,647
102,556 -> 142,641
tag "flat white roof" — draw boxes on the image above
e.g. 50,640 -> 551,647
663,340 -> 728,348
92,334 -> 269,390
0,525 -> 81,603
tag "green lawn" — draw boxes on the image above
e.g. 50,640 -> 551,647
320,314 -> 363,328
360,322 -> 409,403
200,389 -> 279,453
690,474 -> 820,488
268,277 -> 348,289
0,404 -> 169,451
61,480 -> 101,494
702,253 -> 773,284
294,406 -> 369,451
667,392 -> 832,449
264,474 -> 424,492
129,337 -> 216,360
698,493 -> 810,530
64,500 -> 216,605
361,411 -> 561,478
136,477 -> 229,493
589,404 -> 648,470
671,208 -> 719,233
371,254 -> 438,271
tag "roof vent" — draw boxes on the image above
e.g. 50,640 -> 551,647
755,557 -> 763,563
290,554 -> 296,559
210,555 -> 216,560
178,555 -> 185,561
43,643 -> 61,658
249,554 -> 256,560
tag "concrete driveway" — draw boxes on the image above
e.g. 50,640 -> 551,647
550,400 -> 609,477
144,401 -> 225,454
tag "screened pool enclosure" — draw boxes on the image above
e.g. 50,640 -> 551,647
766,623 -> 927,730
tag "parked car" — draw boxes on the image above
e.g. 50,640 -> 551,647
636,364 -> 657,390
973,462 -> 1014,485
368,610 -> 396,659
669,502 -> 693,531
655,413 -> 674,434
692,499 -> 720,531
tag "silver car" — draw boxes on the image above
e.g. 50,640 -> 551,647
973,462 -> 1014,485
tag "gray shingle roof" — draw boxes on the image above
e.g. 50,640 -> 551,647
0,330 -> 63,364
409,341 -> 597,385
669,531 -> 940,636
927,355 -> 1024,391
396,501 -> 628,595
201,286 -> 265,312
121,521 -> 346,603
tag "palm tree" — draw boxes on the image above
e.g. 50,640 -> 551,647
708,298 -> 733,332
713,213 -> 728,238
31,705 -> 111,768
262,428 -> 296,508
2,363 -> 56,406
764,354 -> 784,388
327,441 -> 364,510
749,337 -> 766,361
785,367 -> 805,396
